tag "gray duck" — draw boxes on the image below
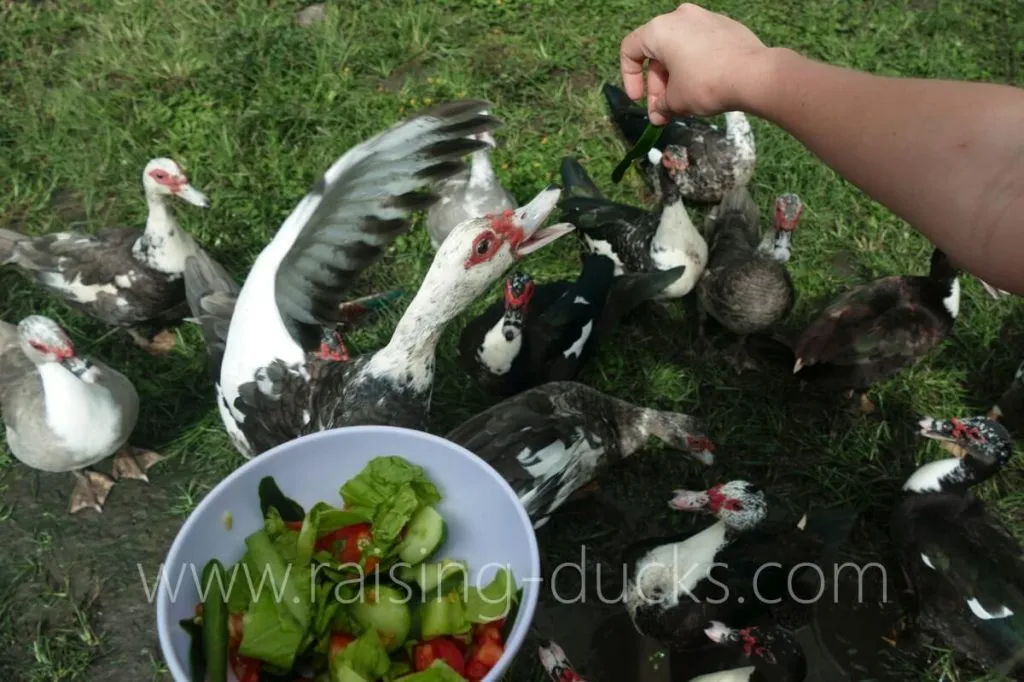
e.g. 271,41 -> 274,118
0,315 -> 160,513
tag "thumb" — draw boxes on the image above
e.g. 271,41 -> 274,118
649,94 -> 673,126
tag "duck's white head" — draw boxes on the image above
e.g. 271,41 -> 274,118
417,186 -> 574,319
142,157 -> 209,207
18,315 -> 101,383
669,480 -> 768,531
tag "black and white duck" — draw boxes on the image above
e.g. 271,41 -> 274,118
558,156 -> 706,300
537,623 -> 806,682
191,101 -> 573,458
602,83 -> 756,204
892,415 -> 1024,677
457,253 -> 685,395
425,122 -> 516,250
697,187 -> 803,368
0,315 -> 161,513
624,482 -> 852,651
0,158 -> 210,354
444,381 -> 716,529
783,247 -> 960,410
989,361 -> 1024,433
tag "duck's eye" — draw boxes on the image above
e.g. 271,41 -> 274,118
725,499 -> 743,511
29,340 -> 48,353
152,170 -> 167,180
476,239 -> 491,255
464,230 -> 502,269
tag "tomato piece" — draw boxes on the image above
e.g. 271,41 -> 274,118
414,642 -> 438,672
473,639 -> 504,668
465,658 -> 489,681
364,555 -> 380,573
475,624 -> 502,644
230,651 -> 261,682
228,612 -> 244,649
315,523 -> 374,565
286,521 -> 304,531
430,638 -> 466,676
329,632 -> 355,660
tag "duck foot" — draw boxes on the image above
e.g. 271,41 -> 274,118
70,469 -> 115,514
111,447 -> 163,482
127,328 -> 176,355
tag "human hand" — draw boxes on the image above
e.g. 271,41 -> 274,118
620,3 -> 770,124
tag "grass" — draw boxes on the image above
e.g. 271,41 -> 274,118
0,0 -> 1021,679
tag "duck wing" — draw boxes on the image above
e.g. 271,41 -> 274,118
272,101 -> 500,352
901,497 -> 1024,654
2,227 -> 141,293
559,197 -> 654,270
793,278 -> 946,370
234,359 -> 314,455
445,384 -> 605,523
184,251 -> 240,381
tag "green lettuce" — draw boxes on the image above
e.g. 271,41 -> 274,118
465,567 -> 517,624
331,629 -> 391,682
394,660 -> 466,682
419,590 -> 471,639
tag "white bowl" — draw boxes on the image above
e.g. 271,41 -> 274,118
156,425 -> 541,681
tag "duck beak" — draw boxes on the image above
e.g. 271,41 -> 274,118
668,489 -> 709,511
704,621 -> 735,644
515,186 -> 574,257
175,183 -> 209,208
62,356 -> 102,383
918,416 -> 980,458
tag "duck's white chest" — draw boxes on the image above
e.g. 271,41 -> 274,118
627,520 -> 728,615
40,366 -> 134,465
477,321 -> 521,376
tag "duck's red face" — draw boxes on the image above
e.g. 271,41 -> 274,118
705,483 -> 744,513
504,273 -> 535,311
774,193 -> 803,232
148,166 -> 189,194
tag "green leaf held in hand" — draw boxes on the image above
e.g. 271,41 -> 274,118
611,123 -> 665,184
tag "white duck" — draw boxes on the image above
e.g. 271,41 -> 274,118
425,125 -> 517,250
0,158 -> 210,354
0,315 -> 160,513
189,101 -> 574,458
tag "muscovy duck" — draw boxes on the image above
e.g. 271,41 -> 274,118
444,381 -> 715,529
537,624 -> 807,682
0,315 -> 160,513
457,253 -> 685,394
558,156 -> 706,300
0,158 -> 210,354
783,247 -> 960,411
426,123 -> 516,250
602,83 -> 756,204
892,415 -> 1024,678
697,188 -> 802,369
201,101 -> 573,458
989,361 -> 1024,432
625,482 -> 851,651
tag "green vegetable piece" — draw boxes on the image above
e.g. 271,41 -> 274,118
384,661 -> 412,681
419,590 -> 471,639
259,476 -> 306,523
611,123 -> 665,183
226,558 -> 252,613
350,585 -> 412,652
374,487 -> 423,550
179,617 -> 206,682
309,502 -> 372,536
237,530 -> 312,669
395,505 -> 446,565
200,559 -> 230,682
465,567 -> 517,624
394,660 -> 467,682
341,457 -> 441,515
398,559 -> 467,595
332,663 -> 370,682
332,629 -> 391,681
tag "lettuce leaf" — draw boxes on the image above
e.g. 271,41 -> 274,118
464,567 -> 517,624
331,629 -> 391,681
419,590 -> 471,639
394,660 -> 466,682
340,457 -> 440,515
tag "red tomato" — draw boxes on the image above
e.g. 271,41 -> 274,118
413,642 -> 437,671
329,633 -> 355,660
286,521 -> 304,531
228,613 -> 244,649
230,651 -> 261,682
474,624 -> 502,644
430,638 -> 466,676
315,523 -> 374,566
465,658 -> 489,681
475,640 -> 504,667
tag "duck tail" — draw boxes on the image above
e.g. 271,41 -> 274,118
559,156 -> 603,200
0,228 -> 27,265
184,251 -> 240,381
601,82 -> 649,146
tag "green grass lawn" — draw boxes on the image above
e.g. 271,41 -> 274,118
1,0 -> 1022,680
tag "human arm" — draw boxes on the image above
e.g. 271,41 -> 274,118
620,4 -> 1024,294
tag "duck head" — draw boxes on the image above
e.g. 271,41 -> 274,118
774,193 -> 804,233
418,187 -> 573,320
502,272 -> 535,341
669,480 -> 768,531
142,158 -> 209,208
904,415 -> 1014,494
17,315 -> 101,383
537,640 -> 586,682
704,622 -> 806,678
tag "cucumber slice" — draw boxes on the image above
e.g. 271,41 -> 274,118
398,559 -> 467,594
396,506 -> 445,565
349,585 -> 412,652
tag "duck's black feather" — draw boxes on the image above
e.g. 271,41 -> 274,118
184,251 -> 240,381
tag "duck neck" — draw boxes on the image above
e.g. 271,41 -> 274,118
724,111 -> 753,143
902,454 -> 1000,496
758,228 -> 792,263
132,193 -> 195,275
468,149 -> 497,189
651,196 -> 697,254
616,405 -> 696,454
